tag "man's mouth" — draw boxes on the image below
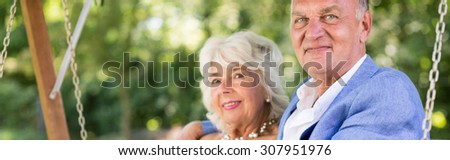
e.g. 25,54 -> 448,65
305,46 -> 332,53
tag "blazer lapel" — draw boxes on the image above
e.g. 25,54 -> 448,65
326,56 -> 379,108
300,122 -> 318,140
277,94 -> 299,139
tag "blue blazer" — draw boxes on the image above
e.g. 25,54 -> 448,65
277,56 -> 425,139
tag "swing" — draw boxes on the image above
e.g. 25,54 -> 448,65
0,0 -> 91,140
421,0 -> 448,140
59,0 -> 90,140
0,0 -> 17,78
0,0 -> 448,140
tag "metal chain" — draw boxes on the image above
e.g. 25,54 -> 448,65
422,0 -> 447,140
0,0 -> 18,78
62,0 -> 88,140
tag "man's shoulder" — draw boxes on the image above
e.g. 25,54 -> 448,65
372,67 -> 410,79
349,66 -> 422,105
347,66 -> 421,102
364,67 -> 415,89
344,55 -> 416,92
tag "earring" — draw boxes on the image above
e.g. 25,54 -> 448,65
265,97 -> 270,103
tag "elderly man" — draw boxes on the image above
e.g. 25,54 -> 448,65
179,0 -> 425,140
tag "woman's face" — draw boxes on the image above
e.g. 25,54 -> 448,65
207,63 -> 268,128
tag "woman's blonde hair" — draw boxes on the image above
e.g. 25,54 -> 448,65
199,31 -> 289,133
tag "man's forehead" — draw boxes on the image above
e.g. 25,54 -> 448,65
292,0 -> 358,4
292,5 -> 341,16
291,0 -> 357,14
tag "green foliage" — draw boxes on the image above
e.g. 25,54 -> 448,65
0,0 -> 449,139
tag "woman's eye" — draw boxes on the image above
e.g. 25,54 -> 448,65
234,73 -> 244,79
211,79 -> 221,85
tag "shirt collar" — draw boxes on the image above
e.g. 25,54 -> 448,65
296,54 -> 368,110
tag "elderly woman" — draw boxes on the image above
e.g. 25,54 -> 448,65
181,31 -> 289,140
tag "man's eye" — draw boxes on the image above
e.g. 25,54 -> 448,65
293,17 -> 308,29
325,15 -> 337,20
321,15 -> 339,24
323,15 -> 339,22
295,17 -> 308,23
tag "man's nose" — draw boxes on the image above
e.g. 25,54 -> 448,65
305,19 -> 325,40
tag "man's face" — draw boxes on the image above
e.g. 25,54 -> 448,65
290,0 -> 371,81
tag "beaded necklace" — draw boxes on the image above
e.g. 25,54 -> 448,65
221,119 -> 277,140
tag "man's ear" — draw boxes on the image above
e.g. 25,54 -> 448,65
360,11 -> 372,43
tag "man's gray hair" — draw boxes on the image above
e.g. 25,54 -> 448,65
357,0 -> 369,19
360,0 -> 369,11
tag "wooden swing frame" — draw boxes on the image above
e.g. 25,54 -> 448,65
21,0 -> 69,140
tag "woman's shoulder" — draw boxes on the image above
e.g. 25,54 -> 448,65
200,132 -> 222,140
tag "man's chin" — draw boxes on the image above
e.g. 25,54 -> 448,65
306,70 -> 327,79
303,63 -> 327,75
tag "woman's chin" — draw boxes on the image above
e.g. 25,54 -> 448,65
222,117 -> 242,126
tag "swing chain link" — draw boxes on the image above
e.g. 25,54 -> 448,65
0,0 -> 18,78
62,0 -> 88,140
422,0 -> 447,140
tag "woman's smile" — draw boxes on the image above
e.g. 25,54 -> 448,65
222,100 -> 242,110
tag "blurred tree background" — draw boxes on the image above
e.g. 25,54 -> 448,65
0,0 -> 448,139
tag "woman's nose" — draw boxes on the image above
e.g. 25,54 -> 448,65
218,78 -> 233,94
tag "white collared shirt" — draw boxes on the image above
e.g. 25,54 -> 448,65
282,54 -> 367,140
